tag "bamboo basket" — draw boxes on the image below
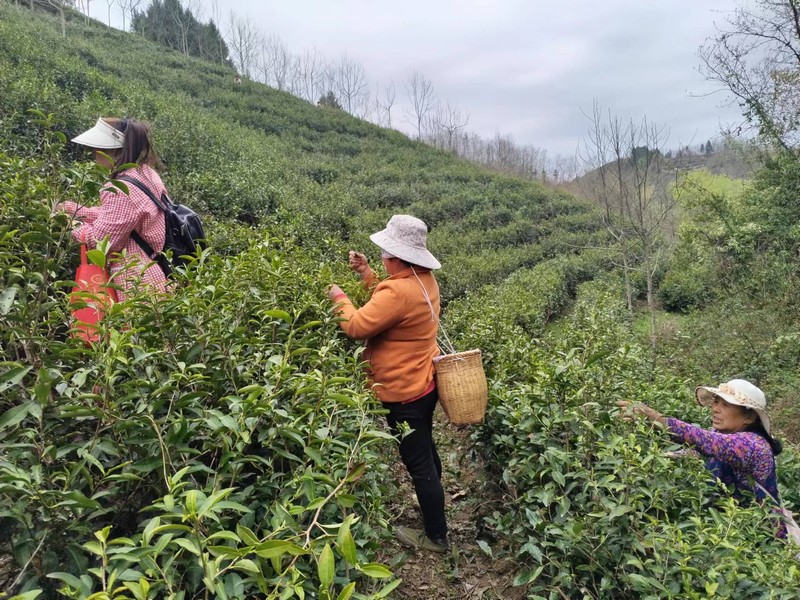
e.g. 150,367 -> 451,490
434,349 -> 488,425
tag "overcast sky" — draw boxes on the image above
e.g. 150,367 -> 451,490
96,0 -> 748,158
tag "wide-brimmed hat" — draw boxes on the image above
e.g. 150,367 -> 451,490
695,379 -> 771,435
370,215 -> 440,270
71,118 -> 125,149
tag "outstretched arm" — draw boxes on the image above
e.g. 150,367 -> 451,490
664,418 -> 766,474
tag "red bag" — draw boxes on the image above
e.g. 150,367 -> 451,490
70,244 -> 118,343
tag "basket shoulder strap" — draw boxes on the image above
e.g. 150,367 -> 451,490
409,266 -> 456,355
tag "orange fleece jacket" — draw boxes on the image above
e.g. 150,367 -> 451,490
334,267 -> 440,402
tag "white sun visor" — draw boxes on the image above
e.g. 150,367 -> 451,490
71,118 -> 125,149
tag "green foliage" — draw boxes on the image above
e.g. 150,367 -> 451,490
462,275 -> 800,598
0,139 -> 398,598
658,163 -> 800,438
444,249 -> 616,369
131,0 -> 231,65
317,92 -> 343,111
656,255 -> 714,313
0,2 -> 604,303
4,6 -> 800,599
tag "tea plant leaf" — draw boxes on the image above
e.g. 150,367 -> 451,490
236,524 -> 260,547
336,517 -> 357,565
47,572 -> 85,590
336,582 -> 356,600
0,402 -> 31,430
608,505 -> 633,520
0,365 -> 32,393
374,578 -> 402,598
264,309 -> 292,323
0,286 -> 17,315
318,543 -> 334,588
234,558 -> 260,575
513,566 -> 544,586
174,537 -> 201,556
86,249 -> 106,268
357,563 -> 392,578
254,540 -> 307,559
8,591 -> 43,600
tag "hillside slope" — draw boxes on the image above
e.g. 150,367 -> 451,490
0,4 -> 606,302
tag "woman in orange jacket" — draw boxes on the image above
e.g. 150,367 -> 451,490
328,215 -> 449,553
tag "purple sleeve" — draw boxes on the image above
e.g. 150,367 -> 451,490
664,417 -> 770,476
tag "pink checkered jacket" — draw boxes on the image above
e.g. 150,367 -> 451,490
61,164 -> 168,300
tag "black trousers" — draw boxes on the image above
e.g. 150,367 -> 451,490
383,388 -> 448,541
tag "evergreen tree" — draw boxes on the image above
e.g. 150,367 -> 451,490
317,91 -> 343,109
132,0 -> 231,65
705,139 -> 713,155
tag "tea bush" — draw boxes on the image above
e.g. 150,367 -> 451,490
1,137 -> 399,598
3,5 -> 800,599
463,275 -> 800,598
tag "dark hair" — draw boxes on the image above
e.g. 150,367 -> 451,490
743,411 -> 782,455
105,118 -> 162,175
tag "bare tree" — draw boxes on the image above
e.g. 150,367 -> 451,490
227,11 -> 258,78
161,0 -> 195,55
422,102 -> 469,150
74,0 -> 92,24
287,54 -> 303,97
116,0 -> 141,31
45,0 -> 72,36
578,101 -> 680,323
700,0 -> 800,149
405,70 -> 436,139
422,103 -> 445,147
254,34 -> 275,86
296,48 -> 327,102
271,37 -> 292,90
127,0 -> 142,29
438,103 -> 470,151
355,87 -> 373,119
209,0 -> 227,64
333,53 -> 368,114
375,81 -> 396,128
104,0 -> 114,26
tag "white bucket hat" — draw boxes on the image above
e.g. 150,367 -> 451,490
370,215 -> 441,270
71,118 -> 125,149
695,379 -> 771,435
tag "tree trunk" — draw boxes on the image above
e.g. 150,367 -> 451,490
646,261 -> 658,375
622,252 -> 633,312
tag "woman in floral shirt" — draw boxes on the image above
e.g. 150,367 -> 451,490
618,379 -> 786,536
56,117 -> 168,300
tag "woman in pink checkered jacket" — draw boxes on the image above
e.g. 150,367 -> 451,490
56,117 -> 169,300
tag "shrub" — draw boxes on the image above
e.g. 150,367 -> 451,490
0,136 -> 398,599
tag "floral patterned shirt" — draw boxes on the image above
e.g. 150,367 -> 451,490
665,417 -> 786,537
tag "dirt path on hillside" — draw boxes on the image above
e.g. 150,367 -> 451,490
374,407 -> 526,600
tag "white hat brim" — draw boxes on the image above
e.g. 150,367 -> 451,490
695,386 -> 771,435
71,118 -> 125,149
370,230 -> 441,270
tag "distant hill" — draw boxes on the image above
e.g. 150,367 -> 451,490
560,138 -> 765,224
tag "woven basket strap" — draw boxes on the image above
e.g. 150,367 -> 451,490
410,266 -> 456,355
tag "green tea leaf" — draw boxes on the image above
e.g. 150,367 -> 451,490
318,544 -> 335,588
357,563 -> 392,579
